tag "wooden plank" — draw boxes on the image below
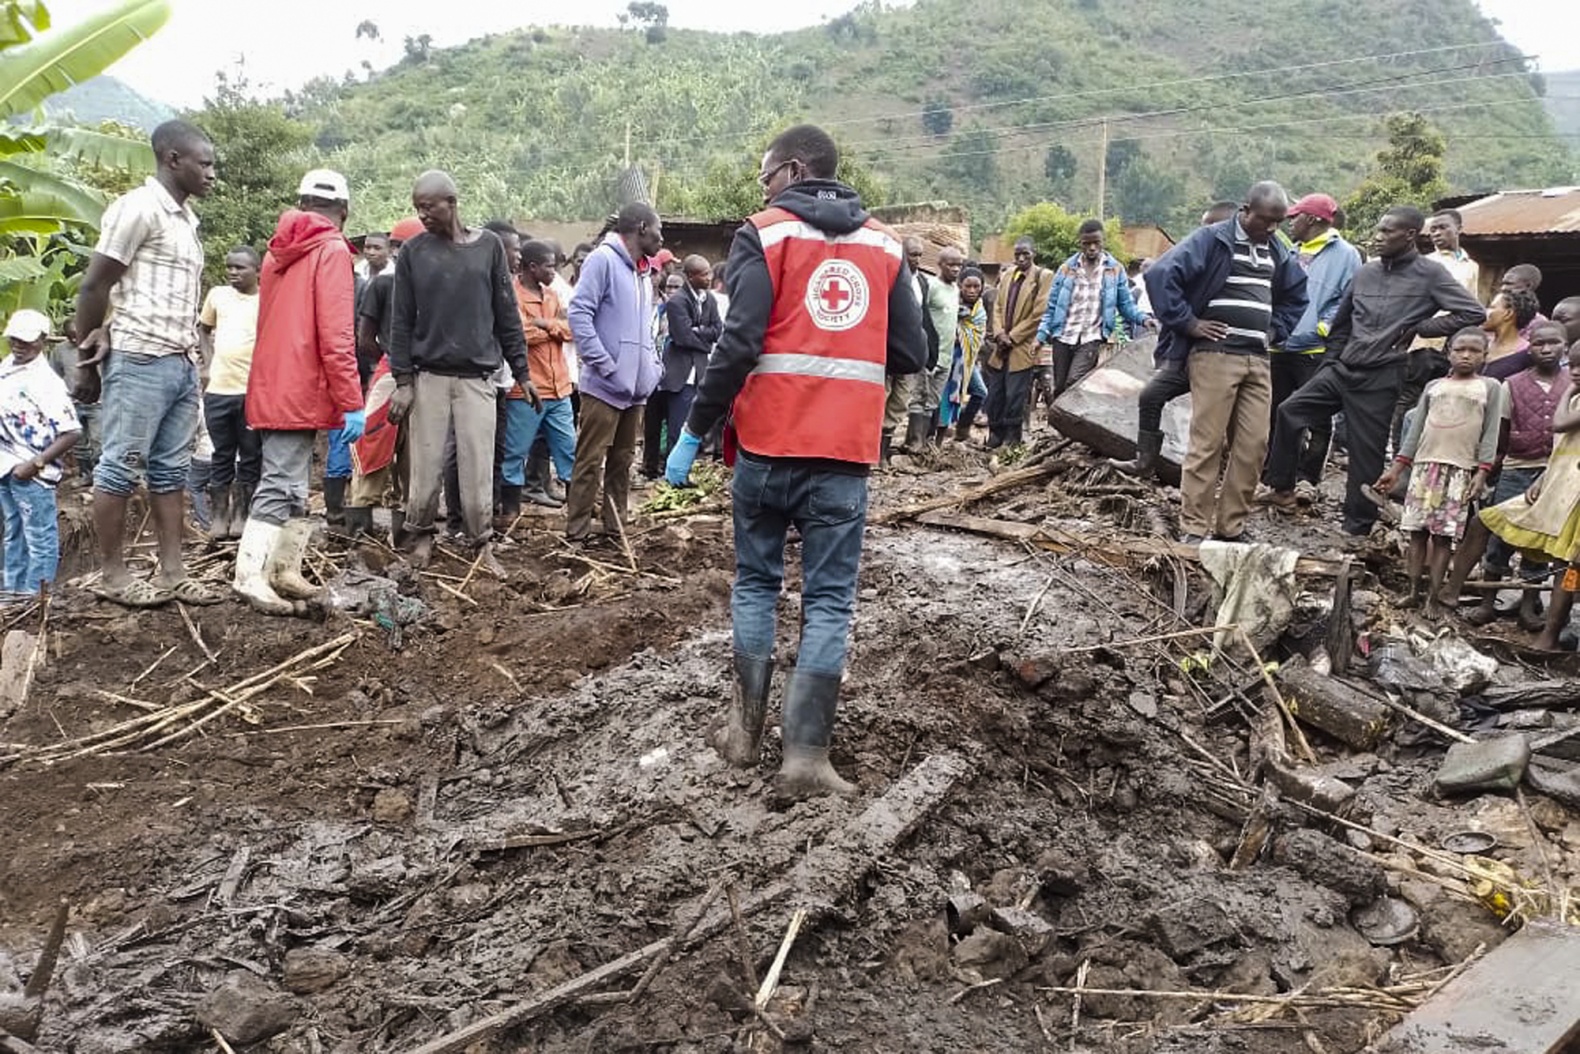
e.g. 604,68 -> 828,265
1376,919 -> 1580,1054
404,752 -> 972,1054
914,511 -> 1343,578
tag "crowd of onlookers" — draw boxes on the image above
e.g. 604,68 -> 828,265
3,117 -> 1579,648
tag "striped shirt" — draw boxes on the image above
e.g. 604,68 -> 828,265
94,177 -> 205,357
1198,221 -> 1275,355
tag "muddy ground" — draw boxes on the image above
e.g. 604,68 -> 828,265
1,424 -> 1577,1053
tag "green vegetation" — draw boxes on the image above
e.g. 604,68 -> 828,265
0,0 -> 168,319
1341,114 -> 1450,241
177,0 -> 1573,247
1001,204 -> 1127,267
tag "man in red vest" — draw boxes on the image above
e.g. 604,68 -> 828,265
665,124 -> 926,798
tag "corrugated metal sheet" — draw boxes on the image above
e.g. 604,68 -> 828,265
1459,188 -> 1580,237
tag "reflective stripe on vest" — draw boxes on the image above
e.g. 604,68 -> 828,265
731,205 -> 901,465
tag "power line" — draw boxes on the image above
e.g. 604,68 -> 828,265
642,40 -> 1524,150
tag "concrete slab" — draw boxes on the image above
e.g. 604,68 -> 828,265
1045,336 -> 1192,486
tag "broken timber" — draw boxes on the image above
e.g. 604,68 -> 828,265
1376,919 -> 1580,1053
405,751 -> 972,1054
914,511 -> 1344,577
1276,660 -> 1390,750
871,463 -> 1061,526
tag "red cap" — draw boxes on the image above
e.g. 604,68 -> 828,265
1287,193 -> 1338,223
650,248 -> 676,269
390,217 -> 424,242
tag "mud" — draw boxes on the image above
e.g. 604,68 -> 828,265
1,433 -> 1576,1053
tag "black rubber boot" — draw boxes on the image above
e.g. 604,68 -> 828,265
207,486 -> 231,541
496,483 -> 523,521
323,477 -> 347,528
344,506 -> 375,539
389,509 -> 408,550
1110,428 -> 1164,480
709,652 -> 774,767
879,433 -> 893,466
774,669 -> 857,800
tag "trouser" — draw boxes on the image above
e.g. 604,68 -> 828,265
907,367 -> 947,414
983,365 -> 1032,445
0,476 -> 60,593
1393,347 -> 1448,449
957,367 -> 987,430
93,351 -> 198,497
1137,360 -> 1192,433
72,401 -> 100,478
641,389 -> 672,475
565,394 -> 642,539
203,392 -> 261,489
1051,339 -> 1103,397
326,428 -> 351,480
1266,361 -> 1400,534
1268,353 -> 1332,486
1485,466 -> 1547,576
882,374 -> 911,437
350,427 -> 408,509
501,396 -> 577,485
251,430 -> 316,526
407,373 -> 497,544
492,390 -> 508,501
730,456 -> 869,676
1181,352 -> 1272,538
442,429 -> 463,531
668,384 -> 698,448
187,457 -> 211,530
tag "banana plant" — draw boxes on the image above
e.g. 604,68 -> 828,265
0,0 -> 169,322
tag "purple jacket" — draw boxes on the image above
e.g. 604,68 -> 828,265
567,234 -> 661,409
1506,367 -> 1572,463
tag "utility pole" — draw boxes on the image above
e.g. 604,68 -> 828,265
1095,118 -> 1109,221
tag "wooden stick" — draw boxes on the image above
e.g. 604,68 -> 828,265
1375,692 -> 1475,744
1037,985 -> 1417,1011
1018,574 -> 1056,636
1239,628 -> 1317,765
947,977 -> 1003,1005
628,880 -> 727,1003
22,898 -> 68,1000
96,691 -> 161,713
755,908 -> 807,1011
177,603 -> 218,664
210,1027 -> 236,1054
1063,623 -> 1239,654
1069,958 -> 1091,1044
871,461 -> 1060,525
727,883 -> 759,992
129,646 -> 177,689
223,719 -> 405,737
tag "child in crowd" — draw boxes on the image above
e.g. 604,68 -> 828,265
1466,320 -> 1571,628
1376,328 -> 1504,611
0,310 -> 82,594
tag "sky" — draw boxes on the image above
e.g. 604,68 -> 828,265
45,0 -> 1580,109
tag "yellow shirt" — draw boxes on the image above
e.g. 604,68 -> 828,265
200,285 -> 259,396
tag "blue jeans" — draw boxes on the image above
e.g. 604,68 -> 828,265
1486,465 -> 1546,576
731,457 -> 869,676
501,396 -> 576,486
0,475 -> 60,593
93,351 -> 199,496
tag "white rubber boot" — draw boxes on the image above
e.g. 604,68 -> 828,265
268,518 -> 321,601
234,520 -> 301,616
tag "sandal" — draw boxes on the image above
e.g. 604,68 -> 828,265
165,577 -> 226,606
91,578 -> 173,609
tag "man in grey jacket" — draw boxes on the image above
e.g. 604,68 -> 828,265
1263,205 -> 1485,535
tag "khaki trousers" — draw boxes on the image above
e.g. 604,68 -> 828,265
566,394 -> 643,540
883,375 -> 911,436
405,373 -> 496,544
1181,352 -> 1272,538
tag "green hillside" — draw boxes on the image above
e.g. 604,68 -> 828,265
298,0 -> 1575,235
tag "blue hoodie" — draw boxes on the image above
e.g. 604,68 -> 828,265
1278,230 -> 1362,354
568,233 -> 662,409
1035,251 -> 1150,345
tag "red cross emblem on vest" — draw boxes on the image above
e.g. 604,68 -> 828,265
805,259 -> 870,332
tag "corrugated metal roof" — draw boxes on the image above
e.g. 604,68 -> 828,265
1459,187 -> 1580,237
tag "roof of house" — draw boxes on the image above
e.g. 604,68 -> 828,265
1457,187 -> 1580,238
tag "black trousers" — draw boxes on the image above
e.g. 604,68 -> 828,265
983,365 -> 1032,445
1393,348 -> 1448,448
203,392 -> 262,488
1137,360 -> 1192,434
1266,362 -> 1400,534
642,390 -> 672,475
1269,353 -> 1333,486
1051,339 -> 1103,397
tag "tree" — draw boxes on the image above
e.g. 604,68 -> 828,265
184,72 -> 315,282
1341,113 -> 1449,240
355,19 -> 380,42
402,34 -> 432,64
626,2 -> 669,44
1111,154 -> 1185,226
1043,145 -> 1077,185
1002,203 -> 1127,267
1,0 -> 170,316
921,97 -> 953,137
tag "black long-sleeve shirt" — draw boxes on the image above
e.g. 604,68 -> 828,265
1328,249 -> 1487,370
387,229 -> 529,384
686,181 -> 925,452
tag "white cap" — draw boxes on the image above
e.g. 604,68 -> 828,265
297,168 -> 350,203
3,309 -> 52,343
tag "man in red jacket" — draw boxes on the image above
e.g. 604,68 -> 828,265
236,170 -> 365,614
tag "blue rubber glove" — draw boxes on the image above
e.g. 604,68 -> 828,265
665,427 -> 703,486
339,409 -> 366,443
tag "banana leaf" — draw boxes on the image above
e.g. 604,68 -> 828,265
0,184 -> 92,233
1,2 -> 52,49
0,0 -> 170,119
0,157 -> 106,223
